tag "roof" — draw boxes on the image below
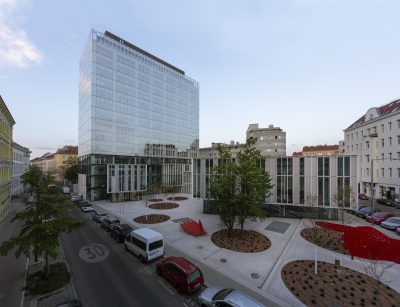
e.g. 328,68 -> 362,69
104,31 -> 185,75
168,257 -> 197,274
12,141 -> 31,153
56,145 -> 78,155
132,228 -> 163,241
345,98 -> 400,130
0,95 -> 16,125
303,145 -> 339,152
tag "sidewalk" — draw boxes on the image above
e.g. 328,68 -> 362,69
94,196 -> 400,307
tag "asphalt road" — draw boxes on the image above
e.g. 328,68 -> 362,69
358,199 -> 400,215
0,199 -> 27,307
61,206 -> 196,307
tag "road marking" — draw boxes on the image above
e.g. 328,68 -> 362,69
183,303 -> 190,307
79,243 -> 110,263
158,280 -> 175,295
141,264 -> 152,275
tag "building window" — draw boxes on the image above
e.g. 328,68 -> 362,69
356,144 -> 358,151
398,168 -> 400,178
389,153 -> 392,161
381,124 -> 384,132
381,168 -> 384,177
366,155 -> 369,162
366,141 -> 369,149
397,152 -> 400,159
398,135 -> 400,145
381,138 -> 384,147
276,157 -> 293,203
389,168 -> 392,178
318,157 -> 330,206
366,168 -> 369,177
397,119 -> 400,128
389,137 -> 392,146
381,153 -> 384,161
389,122 -> 392,130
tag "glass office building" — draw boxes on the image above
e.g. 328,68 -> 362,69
78,30 -> 199,201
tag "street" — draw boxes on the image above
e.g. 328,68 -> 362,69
0,199 -> 28,307
61,206 -> 198,307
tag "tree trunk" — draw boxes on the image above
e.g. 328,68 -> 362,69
44,251 -> 49,277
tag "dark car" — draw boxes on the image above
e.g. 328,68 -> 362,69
358,194 -> 369,200
156,256 -> 204,294
101,216 -> 120,232
380,217 -> 400,230
110,224 -> 133,242
376,198 -> 395,207
355,207 -> 382,218
92,211 -> 108,223
347,205 -> 367,215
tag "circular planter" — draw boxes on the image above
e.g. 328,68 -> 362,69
211,229 -> 271,253
166,196 -> 188,201
149,202 -> 179,210
300,227 -> 349,255
133,214 -> 170,224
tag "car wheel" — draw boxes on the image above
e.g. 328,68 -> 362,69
139,255 -> 145,263
175,284 -> 182,293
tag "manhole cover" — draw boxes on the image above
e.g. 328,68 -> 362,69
197,245 -> 203,249
251,273 -> 260,279
220,258 -> 227,263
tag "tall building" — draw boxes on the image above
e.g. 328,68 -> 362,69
0,96 -> 15,221
343,98 -> 400,201
78,30 -> 199,201
246,124 -> 286,156
12,142 -> 30,197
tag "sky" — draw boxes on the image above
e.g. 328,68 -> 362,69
1,0 -> 399,159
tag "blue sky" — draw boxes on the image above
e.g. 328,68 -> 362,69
1,0 -> 399,159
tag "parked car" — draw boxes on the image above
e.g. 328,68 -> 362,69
396,228 -> 400,236
101,216 -> 120,232
81,204 -> 94,212
376,198 -> 396,207
110,224 -> 133,243
355,207 -> 381,218
78,200 -> 91,208
366,212 -> 396,224
71,194 -> 81,202
199,287 -> 265,307
358,193 -> 369,200
380,217 -> 400,230
92,211 -> 108,223
347,205 -> 367,215
156,256 -> 204,294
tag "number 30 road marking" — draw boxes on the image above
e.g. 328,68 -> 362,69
79,243 -> 110,263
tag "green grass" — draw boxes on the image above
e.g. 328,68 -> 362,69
25,262 -> 70,296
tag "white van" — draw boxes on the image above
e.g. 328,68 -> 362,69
124,228 -> 164,263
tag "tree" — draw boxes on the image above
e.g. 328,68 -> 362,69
333,186 -> 356,224
0,167 -> 84,276
209,145 -> 239,235
63,156 -> 78,184
236,138 -> 272,236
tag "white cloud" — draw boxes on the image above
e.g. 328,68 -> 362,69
0,0 -> 42,68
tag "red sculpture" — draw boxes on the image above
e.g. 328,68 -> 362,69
180,219 -> 207,236
316,221 -> 400,264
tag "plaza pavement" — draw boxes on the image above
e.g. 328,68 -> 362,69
94,196 -> 400,307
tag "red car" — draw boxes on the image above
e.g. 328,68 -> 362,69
156,256 -> 204,293
366,212 -> 395,224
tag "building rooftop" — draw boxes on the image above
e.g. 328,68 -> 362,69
104,31 -> 185,75
345,98 -> 400,130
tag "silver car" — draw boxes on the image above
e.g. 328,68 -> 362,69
199,287 -> 266,307
380,217 -> 400,230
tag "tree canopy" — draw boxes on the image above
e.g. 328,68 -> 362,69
63,156 -> 78,183
0,166 -> 84,276
210,138 -> 273,235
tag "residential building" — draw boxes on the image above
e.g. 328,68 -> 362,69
246,124 -> 286,156
78,30 -> 199,201
292,144 -> 339,157
343,98 -> 400,201
12,142 -> 30,196
0,96 -> 15,221
30,152 -> 55,173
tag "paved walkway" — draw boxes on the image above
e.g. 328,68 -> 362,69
94,196 -> 400,307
